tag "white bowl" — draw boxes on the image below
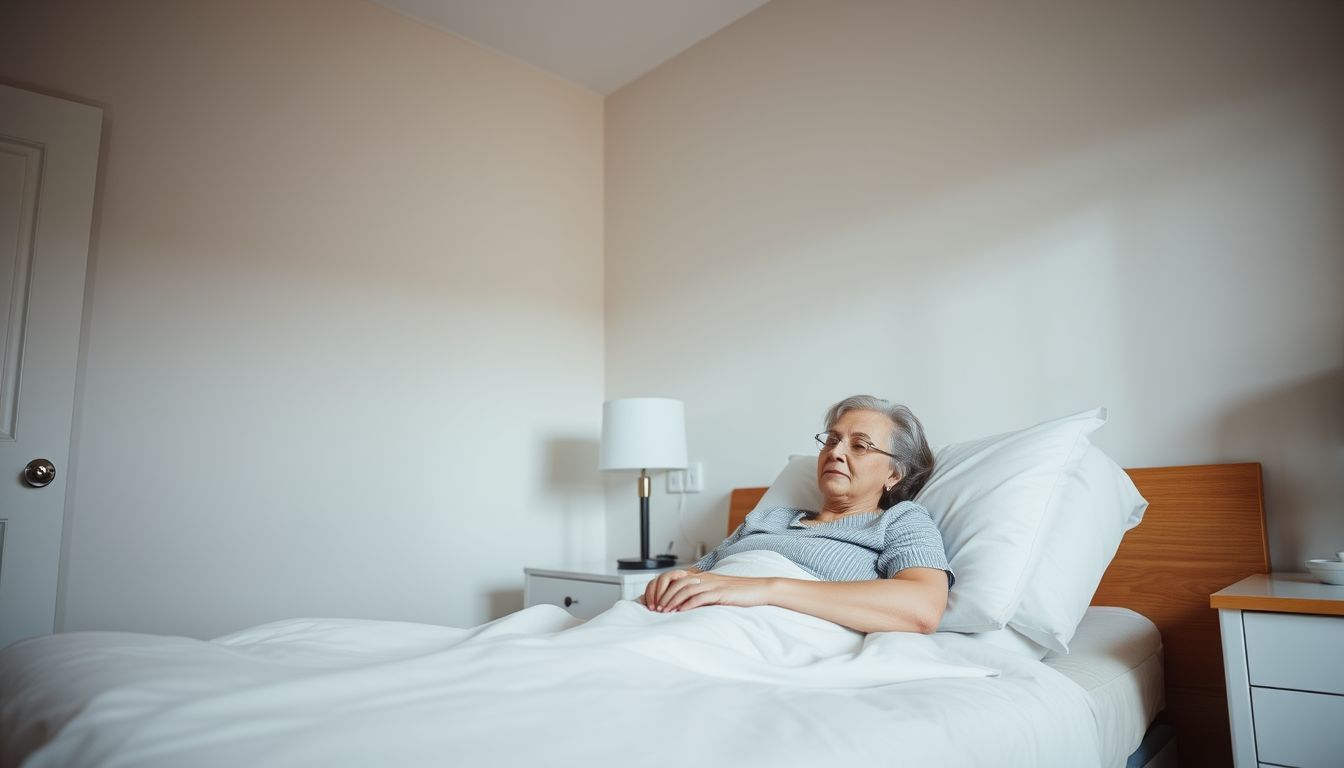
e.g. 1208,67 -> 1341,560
1304,559 -> 1344,585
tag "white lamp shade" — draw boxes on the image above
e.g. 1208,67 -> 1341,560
599,398 -> 688,470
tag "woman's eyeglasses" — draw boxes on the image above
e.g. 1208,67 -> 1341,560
814,432 -> 897,459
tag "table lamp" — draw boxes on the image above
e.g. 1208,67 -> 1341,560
599,397 -> 687,570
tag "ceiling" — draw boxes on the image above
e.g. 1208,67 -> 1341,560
371,0 -> 771,95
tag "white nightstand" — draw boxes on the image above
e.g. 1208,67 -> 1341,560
1211,573 -> 1344,768
523,562 -> 686,620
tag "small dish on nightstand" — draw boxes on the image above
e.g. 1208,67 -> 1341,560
1304,558 -> 1344,585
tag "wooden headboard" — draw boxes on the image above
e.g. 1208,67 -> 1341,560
727,462 -> 1268,768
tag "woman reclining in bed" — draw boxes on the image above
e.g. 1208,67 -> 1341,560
643,395 -> 954,635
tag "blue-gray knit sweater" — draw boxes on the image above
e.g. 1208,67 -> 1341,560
692,502 -> 954,586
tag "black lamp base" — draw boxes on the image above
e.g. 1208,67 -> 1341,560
617,555 -> 677,570
618,470 -> 677,570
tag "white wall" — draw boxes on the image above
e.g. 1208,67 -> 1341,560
0,0 -> 606,637
605,0 -> 1344,570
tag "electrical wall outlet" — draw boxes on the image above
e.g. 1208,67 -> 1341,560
685,462 -> 704,493
666,463 -> 703,493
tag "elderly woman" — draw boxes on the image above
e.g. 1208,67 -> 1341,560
643,395 -> 952,634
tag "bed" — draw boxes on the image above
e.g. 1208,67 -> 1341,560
0,412 -> 1267,768
726,460 -> 1267,768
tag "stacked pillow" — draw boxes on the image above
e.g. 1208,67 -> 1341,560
915,408 -> 1108,635
747,408 -> 1147,655
1007,443 -> 1147,653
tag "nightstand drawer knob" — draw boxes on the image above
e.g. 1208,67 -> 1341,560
564,596 -> 578,607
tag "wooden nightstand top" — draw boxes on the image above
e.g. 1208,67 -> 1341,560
1210,572 -> 1344,616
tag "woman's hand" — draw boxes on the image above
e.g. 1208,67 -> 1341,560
641,570 -> 774,613
641,569 -> 695,609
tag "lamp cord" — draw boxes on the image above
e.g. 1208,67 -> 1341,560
677,491 -> 696,560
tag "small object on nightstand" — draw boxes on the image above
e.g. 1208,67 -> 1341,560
1305,558 -> 1344,585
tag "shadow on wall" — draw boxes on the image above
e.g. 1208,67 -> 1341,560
1217,367 -> 1344,568
539,435 -> 604,573
544,437 -> 601,491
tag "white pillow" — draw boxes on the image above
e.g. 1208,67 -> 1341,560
916,408 -> 1106,633
749,454 -> 822,520
1007,445 -> 1148,653
747,409 -> 1106,636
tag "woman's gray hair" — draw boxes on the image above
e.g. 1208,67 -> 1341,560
823,395 -> 934,507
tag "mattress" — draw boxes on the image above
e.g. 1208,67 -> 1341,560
1043,606 -> 1166,768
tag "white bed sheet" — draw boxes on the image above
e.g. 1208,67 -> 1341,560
1043,606 -> 1165,768
0,552 -> 1104,768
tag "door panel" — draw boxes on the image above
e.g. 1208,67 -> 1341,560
0,85 -> 101,649
1,138 -> 43,440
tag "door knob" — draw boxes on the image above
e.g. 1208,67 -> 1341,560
23,458 -> 55,488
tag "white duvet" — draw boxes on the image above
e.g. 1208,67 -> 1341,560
0,552 -> 1101,768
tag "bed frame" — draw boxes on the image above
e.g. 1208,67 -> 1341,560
727,462 -> 1267,768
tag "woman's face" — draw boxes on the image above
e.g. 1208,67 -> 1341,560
816,409 -> 900,510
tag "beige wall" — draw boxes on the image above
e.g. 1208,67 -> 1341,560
606,0 -> 1344,570
0,0 -> 605,637
4,0 -> 1341,637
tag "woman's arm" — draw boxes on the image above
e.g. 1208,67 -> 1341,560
652,567 -> 948,634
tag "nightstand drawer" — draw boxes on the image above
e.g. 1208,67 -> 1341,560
526,576 -> 621,620
1244,611 -> 1344,694
1251,686 -> 1344,768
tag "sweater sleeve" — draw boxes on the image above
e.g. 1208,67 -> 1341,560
876,502 -> 955,586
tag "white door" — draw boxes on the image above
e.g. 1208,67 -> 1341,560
0,85 -> 102,648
